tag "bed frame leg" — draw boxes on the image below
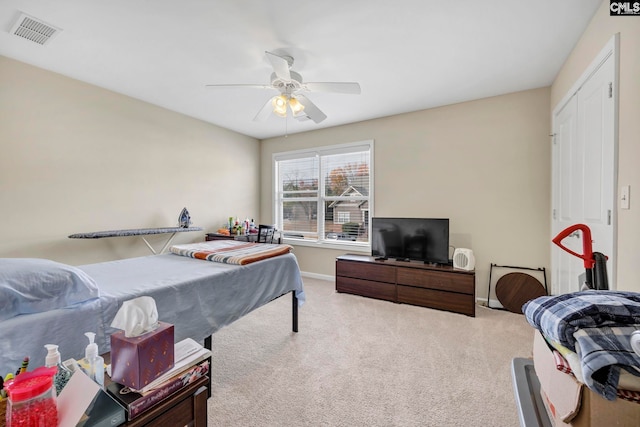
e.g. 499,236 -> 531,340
292,291 -> 298,333
204,335 -> 212,398
203,293 -> 297,398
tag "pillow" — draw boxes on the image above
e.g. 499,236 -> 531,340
0,258 -> 100,321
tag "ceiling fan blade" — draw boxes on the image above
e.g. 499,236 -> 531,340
304,82 -> 361,94
253,96 -> 276,122
296,95 -> 327,124
265,51 -> 291,81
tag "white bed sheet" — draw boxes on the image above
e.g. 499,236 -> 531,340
0,252 -> 304,374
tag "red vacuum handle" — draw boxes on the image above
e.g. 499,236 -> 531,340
552,224 -> 594,269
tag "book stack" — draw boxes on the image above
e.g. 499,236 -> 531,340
106,338 -> 211,420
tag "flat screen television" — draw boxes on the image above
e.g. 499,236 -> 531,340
371,217 -> 450,265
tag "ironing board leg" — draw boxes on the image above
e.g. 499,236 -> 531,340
141,232 -> 178,254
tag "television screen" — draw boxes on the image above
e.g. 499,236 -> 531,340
371,217 -> 449,264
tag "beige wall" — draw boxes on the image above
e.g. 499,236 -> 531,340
0,56 -> 260,265
261,87 -> 552,302
4,2 -> 634,300
551,2 -> 640,292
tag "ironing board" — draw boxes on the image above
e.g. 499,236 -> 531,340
69,227 -> 203,254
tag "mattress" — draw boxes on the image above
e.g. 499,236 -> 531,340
0,297 -> 103,377
0,252 -> 304,374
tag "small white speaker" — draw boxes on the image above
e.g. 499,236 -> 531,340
453,248 -> 475,271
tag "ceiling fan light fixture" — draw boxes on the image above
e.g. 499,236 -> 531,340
289,97 -> 305,116
272,95 -> 288,117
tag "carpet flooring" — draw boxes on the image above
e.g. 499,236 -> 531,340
207,277 -> 535,426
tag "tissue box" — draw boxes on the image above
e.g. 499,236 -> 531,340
110,322 -> 174,389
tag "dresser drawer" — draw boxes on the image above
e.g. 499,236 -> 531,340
336,260 -> 396,283
336,276 -> 396,302
123,376 -> 208,427
396,268 -> 474,295
397,286 -> 475,316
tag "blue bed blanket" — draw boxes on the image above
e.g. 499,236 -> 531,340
0,253 -> 305,375
523,291 -> 640,400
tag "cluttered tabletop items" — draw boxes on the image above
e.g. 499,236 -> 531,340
1,297 -> 211,427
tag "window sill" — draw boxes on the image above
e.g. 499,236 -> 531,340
282,239 -> 370,253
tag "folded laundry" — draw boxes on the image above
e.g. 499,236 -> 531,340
524,291 -> 640,400
523,291 -> 640,350
170,240 -> 292,265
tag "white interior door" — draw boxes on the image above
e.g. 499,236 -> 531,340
551,50 -> 616,294
552,96 -> 583,295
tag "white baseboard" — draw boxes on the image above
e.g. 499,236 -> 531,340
477,297 -> 504,309
300,271 -> 334,282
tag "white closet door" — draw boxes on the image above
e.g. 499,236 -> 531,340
551,51 -> 616,294
552,95 -> 582,295
577,54 -> 615,286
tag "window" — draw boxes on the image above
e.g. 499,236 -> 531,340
336,212 -> 350,224
274,141 -> 373,246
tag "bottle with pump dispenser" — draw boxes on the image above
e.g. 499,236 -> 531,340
44,344 -> 72,395
80,332 -> 104,388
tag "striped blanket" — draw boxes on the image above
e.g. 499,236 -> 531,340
170,240 -> 292,265
524,291 -> 640,400
574,325 -> 640,400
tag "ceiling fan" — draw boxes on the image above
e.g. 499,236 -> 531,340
206,51 -> 361,124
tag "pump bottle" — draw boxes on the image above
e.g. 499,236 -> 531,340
81,332 -> 104,388
44,344 -> 72,395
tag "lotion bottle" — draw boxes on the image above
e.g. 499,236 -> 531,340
44,344 -> 72,395
81,332 -> 104,388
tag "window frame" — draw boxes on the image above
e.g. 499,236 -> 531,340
273,140 -> 374,251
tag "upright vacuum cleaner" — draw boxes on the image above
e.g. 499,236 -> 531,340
552,223 -> 609,291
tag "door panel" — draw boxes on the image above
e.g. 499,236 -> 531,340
552,53 -> 615,294
577,54 -> 615,287
553,96 -> 583,295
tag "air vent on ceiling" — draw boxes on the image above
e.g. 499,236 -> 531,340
10,12 -> 61,45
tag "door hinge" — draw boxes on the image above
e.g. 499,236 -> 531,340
552,209 -> 557,220
608,82 -> 613,99
607,209 -> 612,225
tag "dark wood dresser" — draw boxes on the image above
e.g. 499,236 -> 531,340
336,254 -> 476,316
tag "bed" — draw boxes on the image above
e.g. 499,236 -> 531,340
0,243 -> 305,375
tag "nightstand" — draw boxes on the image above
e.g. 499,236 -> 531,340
103,353 -> 208,427
121,376 -> 208,427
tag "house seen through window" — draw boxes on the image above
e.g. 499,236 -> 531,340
273,141 -> 373,245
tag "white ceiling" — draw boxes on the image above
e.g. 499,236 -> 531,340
0,0 -> 601,139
